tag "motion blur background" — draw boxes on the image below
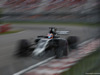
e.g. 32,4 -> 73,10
0,0 -> 100,75
0,0 -> 100,23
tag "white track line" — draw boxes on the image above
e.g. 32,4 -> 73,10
16,31 -> 26,34
13,56 -> 55,75
78,38 -> 95,47
13,38 -> 95,75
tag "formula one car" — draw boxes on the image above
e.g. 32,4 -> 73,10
16,27 -> 78,58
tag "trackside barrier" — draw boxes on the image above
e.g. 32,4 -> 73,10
0,24 -> 11,33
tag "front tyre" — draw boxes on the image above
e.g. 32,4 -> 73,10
55,48 -> 64,59
16,39 -> 30,57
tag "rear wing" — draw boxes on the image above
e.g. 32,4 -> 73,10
49,27 -> 69,35
56,31 -> 69,35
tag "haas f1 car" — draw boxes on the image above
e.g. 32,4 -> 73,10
16,27 -> 78,58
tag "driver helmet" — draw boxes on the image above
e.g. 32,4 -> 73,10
47,33 -> 53,39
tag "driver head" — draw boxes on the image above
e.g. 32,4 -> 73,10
48,33 -> 53,39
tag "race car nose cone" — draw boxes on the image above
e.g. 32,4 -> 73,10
32,51 -> 38,56
32,51 -> 46,59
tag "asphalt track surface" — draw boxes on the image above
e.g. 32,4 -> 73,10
0,24 -> 99,75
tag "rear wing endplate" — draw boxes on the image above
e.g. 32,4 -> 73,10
56,31 -> 69,35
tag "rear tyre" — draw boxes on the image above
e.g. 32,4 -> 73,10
16,39 -> 30,57
67,36 -> 78,49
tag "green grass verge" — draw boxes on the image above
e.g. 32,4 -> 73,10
0,30 -> 22,35
4,21 -> 100,27
61,48 -> 100,75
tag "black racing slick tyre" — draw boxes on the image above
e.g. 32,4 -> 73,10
67,36 -> 78,49
55,48 -> 64,59
16,39 -> 30,57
